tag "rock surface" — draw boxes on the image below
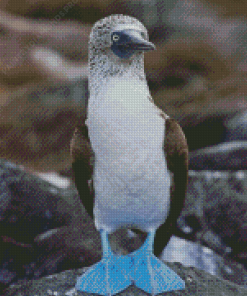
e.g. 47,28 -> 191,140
1,159 -> 247,292
4,262 -> 247,296
181,170 -> 247,267
0,158 -> 99,293
0,158 -> 145,294
189,141 -> 247,170
225,111 -> 247,142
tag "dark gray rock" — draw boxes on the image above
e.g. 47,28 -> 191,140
0,159 -> 144,294
2,159 -> 247,293
181,170 -> 247,268
189,141 -> 247,170
163,236 -> 247,287
225,111 -> 247,141
0,158 -> 100,293
4,262 -> 247,296
188,111 -> 247,170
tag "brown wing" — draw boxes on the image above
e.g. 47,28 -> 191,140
153,116 -> 188,257
70,124 -> 95,218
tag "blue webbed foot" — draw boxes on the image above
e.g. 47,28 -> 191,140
75,255 -> 132,295
76,230 -> 132,296
76,229 -> 185,295
130,231 -> 185,295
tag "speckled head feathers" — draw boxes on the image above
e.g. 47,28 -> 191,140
89,14 -> 147,49
88,15 -> 149,94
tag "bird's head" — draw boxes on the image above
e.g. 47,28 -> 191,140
110,25 -> 155,59
89,14 -> 155,58
88,15 -> 155,85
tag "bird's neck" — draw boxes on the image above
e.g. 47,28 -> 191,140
87,75 -> 151,123
89,52 -> 146,97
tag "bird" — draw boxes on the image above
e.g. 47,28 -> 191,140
70,14 -> 188,296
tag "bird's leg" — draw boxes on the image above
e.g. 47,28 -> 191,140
75,229 -> 132,296
147,231 -> 156,295
131,230 -> 185,295
101,229 -> 112,295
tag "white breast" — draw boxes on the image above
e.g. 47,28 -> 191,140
87,77 -> 164,158
86,77 -> 171,232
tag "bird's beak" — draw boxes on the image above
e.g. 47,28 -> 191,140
119,29 -> 155,51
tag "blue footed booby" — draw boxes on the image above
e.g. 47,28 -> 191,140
71,14 -> 188,295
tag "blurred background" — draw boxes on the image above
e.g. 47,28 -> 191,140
1,0 -> 247,172
1,0 -> 247,294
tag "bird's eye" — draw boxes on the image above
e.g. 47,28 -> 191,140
112,34 -> 120,42
141,32 -> 146,39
